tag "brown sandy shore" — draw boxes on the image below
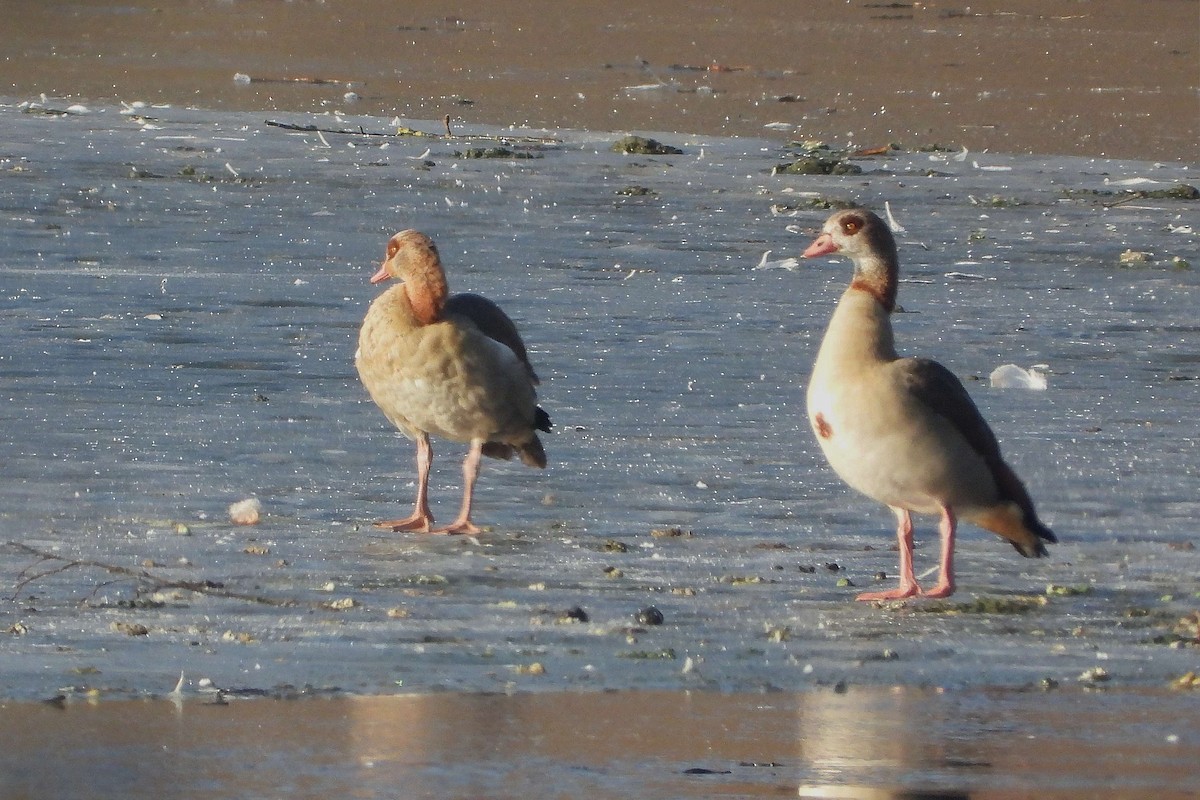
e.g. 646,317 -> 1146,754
2,0 -> 1197,162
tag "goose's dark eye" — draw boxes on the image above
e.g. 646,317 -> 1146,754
841,217 -> 862,235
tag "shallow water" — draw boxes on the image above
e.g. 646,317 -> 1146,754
0,100 -> 1197,794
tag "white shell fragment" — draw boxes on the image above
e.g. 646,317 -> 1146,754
228,497 -> 263,525
753,250 -> 800,271
989,364 -> 1048,390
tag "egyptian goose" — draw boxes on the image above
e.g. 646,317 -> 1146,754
355,230 -> 551,534
802,208 -> 1054,600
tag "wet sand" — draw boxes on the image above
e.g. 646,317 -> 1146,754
2,0 -> 1197,162
3,688 -> 1197,798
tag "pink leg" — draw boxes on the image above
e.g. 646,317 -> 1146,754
920,505 -> 957,598
856,507 -> 921,601
375,434 -> 435,533
432,440 -> 485,535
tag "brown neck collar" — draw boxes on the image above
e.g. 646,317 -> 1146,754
849,261 -> 897,312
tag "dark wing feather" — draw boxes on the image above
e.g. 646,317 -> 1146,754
899,358 -> 1002,462
445,293 -> 539,384
446,294 -> 552,464
900,358 -> 1055,551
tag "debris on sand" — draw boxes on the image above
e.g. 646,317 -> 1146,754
772,156 -> 862,175
990,364 -> 1049,390
228,498 -> 263,526
611,135 -> 683,155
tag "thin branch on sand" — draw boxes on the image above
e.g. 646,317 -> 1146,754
264,118 -> 561,144
6,541 -> 300,608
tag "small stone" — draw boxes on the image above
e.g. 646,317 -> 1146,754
636,606 -> 665,626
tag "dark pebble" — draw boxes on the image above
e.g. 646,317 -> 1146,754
561,606 -> 589,623
636,606 -> 664,626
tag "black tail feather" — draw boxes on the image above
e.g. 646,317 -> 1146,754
517,434 -> 547,468
1009,513 -> 1055,558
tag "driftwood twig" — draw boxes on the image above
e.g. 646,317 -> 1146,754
7,541 -> 299,608
264,118 -> 561,144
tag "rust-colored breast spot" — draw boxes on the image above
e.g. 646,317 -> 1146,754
814,412 -> 833,439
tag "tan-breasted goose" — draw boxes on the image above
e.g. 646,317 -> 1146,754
356,230 -> 550,534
